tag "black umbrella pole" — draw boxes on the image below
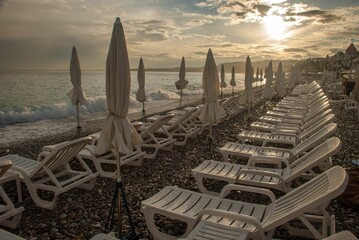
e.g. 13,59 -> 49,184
142,102 -> 146,122
76,103 -> 82,138
180,89 -> 183,108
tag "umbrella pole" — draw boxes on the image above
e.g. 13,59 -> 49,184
209,124 -> 213,152
115,147 -> 122,238
142,101 -> 146,121
180,89 -> 183,108
76,102 -> 82,138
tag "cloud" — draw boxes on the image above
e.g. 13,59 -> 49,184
330,48 -> 343,54
284,47 -> 308,52
184,18 -> 213,28
125,19 -> 177,42
253,4 -> 271,15
286,9 -> 342,25
195,43 -> 235,48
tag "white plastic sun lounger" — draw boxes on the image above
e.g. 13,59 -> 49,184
251,108 -> 332,133
79,145 -> 145,178
238,113 -> 334,146
192,137 -> 340,195
136,114 -> 176,159
266,96 -> 328,118
147,107 -> 200,146
219,122 -> 337,162
259,101 -> 330,125
0,160 -> 24,228
43,136 -> 145,178
0,137 -> 99,210
141,166 -> 348,240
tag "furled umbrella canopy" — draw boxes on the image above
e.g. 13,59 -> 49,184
67,46 -> 87,106
136,58 -> 147,120
288,64 -> 296,89
230,66 -> 236,95
274,61 -> 287,98
96,17 -> 143,157
175,57 -> 189,107
67,46 -> 87,136
220,64 -> 227,98
239,56 -> 254,108
136,58 -> 146,102
259,68 -> 263,81
198,49 -> 226,137
263,60 -> 274,99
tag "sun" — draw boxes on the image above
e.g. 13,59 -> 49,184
264,15 -> 288,40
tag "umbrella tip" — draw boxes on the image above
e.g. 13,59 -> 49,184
115,17 -> 121,24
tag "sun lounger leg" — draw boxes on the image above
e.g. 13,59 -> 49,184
142,207 -> 179,240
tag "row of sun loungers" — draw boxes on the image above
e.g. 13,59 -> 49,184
0,81 -> 357,239
140,81 -> 357,239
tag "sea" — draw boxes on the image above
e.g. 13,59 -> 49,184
0,70 -> 246,146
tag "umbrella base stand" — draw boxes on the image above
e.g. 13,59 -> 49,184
75,126 -> 82,138
105,181 -> 138,240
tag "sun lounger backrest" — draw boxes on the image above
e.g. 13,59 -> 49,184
301,109 -> 332,129
294,123 -> 337,155
140,114 -> 174,139
29,137 -> 92,178
289,137 -> 341,180
0,160 -> 12,178
263,166 -> 348,231
300,114 -> 334,139
165,108 -> 198,132
304,102 -> 330,121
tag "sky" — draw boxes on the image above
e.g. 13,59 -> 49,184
0,0 -> 359,70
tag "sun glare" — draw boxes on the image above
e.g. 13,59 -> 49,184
264,15 -> 288,40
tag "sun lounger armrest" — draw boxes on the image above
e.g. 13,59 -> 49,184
247,155 -> 290,168
219,184 -> 276,203
236,169 -> 286,188
37,151 -> 51,161
195,209 -> 266,239
270,133 -> 299,141
255,146 -> 294,156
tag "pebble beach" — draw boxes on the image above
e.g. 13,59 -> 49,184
0,92 -> 359,240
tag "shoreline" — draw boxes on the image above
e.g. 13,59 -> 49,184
1,90 -> 358,239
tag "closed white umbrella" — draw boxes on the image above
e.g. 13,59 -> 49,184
263,60 -> 275,99
95,17 -> 142,235
288,64 -> 296,90
230,65 -> 236,95
136,58 -> 147,120
255,66 -> 260,87
275,61 -> 287,98
239,56 -> 254,114
175,57 -> 189,108
220,63 -> 227,98
67,46 -> 87,137
198,49 -> 225,139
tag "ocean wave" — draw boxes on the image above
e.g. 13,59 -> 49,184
147,88 -> 179,101
0,96 -> 108,126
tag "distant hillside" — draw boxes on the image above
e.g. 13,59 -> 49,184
141,60 -> 299,74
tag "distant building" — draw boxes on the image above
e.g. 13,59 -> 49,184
346,43 -> 358,59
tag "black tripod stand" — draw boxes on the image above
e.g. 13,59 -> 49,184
105,180 -> 138,240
